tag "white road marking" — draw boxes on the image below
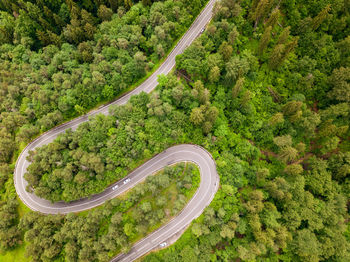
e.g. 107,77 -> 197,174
14,1 -> 219,261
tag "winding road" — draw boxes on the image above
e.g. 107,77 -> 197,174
14,1 -> 219,261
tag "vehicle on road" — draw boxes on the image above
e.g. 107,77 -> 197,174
14,1 -> 218,261
200,27 -> 205,33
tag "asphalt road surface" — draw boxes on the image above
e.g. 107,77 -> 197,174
14,0 -> 219,261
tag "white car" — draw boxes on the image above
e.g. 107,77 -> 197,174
200,27 -> 205,34
112,185 -> 119,190
123,178 -> 131,184
159,242 -> 167,248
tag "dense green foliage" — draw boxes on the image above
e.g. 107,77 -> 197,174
1,0 -> 350,261
0,0 -> 196,49
0,0 -> 205,156
142,0 -> 350,261
20,163 -> 199,262
0,0 -> 206,254
24,77 -> 219,201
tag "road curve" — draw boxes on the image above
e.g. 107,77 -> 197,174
112,145 -> 219,262
14,0 -> 218,261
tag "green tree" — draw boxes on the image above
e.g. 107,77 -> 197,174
206,106 -> 219,123
209,66 -> 220,83
0,11 -> 15,44
191,223 -> 203,237
279,146 -> 298,163
265,8 -> 280,28
190,107 -> 204,125
240,90 -> 253,108
97,5 -> 113,21
269,112 -> 284,126
268,44 -> 285,69
282,101 -> 303,122
311,4 -> 331,30
74,104 -> 86,115
78,41 -> 94,63
291,229 -> 321,262
228,27 -> 239,45
226,56 -> 250,83
284,164 -> 303,176
277,26 -> 290,45
280,37 -> 298,63
273,135 -> 292,148
328,67 -> 350,102
251,0 -> 269,29
219,41 -> 233,61
220,224 -> 236,239
0,130 -> 15,163
258,26 -> 272,56
232,77 -> 245,98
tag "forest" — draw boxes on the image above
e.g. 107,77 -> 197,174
1,0 -> 350,261
0,0 -> 207,260
22,163 -> 199,261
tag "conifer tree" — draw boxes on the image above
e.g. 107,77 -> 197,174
251,0 -> 269,29
311,4 -> 331,30
266,8 -> 280,28
258,26 -> 272,56
232,77 -> 245,98
268,44 -> 285,69
280,37 -> 298,62
277,26 -> 290,45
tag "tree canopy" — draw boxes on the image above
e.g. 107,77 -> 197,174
1,0 -> 350,261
